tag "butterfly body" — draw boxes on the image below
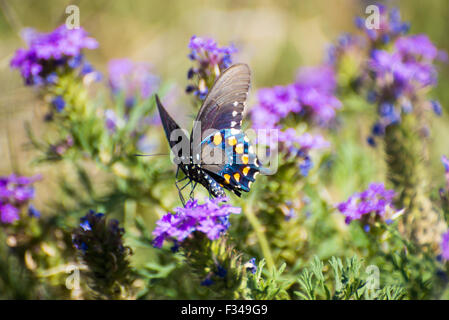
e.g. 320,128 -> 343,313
179,157 -> 227,198
156,63 -> 263,205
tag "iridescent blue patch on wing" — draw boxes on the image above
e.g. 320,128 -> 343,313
201,129 -> 262,194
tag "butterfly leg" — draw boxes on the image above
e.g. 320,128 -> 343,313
175,166 -> 188,206
188,181 -> 198,201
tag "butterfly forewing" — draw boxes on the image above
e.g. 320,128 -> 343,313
192,63 -> 251,136
156,95 -> 189,162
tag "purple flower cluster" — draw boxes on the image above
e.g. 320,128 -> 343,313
10,25 -> 99,86
108,59 -> 160,107
336,183 -> 396,226
251,85 -> 300,130
329,5 -> 447,147
250,75 -> 332,176
152,197 -> 241,248
369,36 -> 442,97
366,34 -> 446,146
0,174 -> 41,224
251,65 -> 341,129
441,230 -> 449,261
186,35 -> 237,99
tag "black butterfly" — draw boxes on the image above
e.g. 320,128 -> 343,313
156,63 -> 263,205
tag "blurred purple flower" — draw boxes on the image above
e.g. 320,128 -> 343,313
0,203 -> 20,224
395,34 -> 440,61
252,85 -> 301,128
188,35 -> 236,70
52,96 -> 66,112
442,155 -> 449,173
365,33 -> 445,148
244,258 -> 257,274
104,109 -> 123,133
152,197 -> 241,248
10,25 -> 98,86
336,183 -> 396,225
0,174 -> 41,224
108,58 -> 160,106
354,4 -> 409,42
441,231 -> 449,261
293,65 -> 342,125
186,35 -> 237,99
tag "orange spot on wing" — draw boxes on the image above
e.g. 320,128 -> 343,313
235,144 -> 244,154
242,166 -> 250,176
241,154 -> 249,164
213,132 -> 222,145
233,173 -> 240,182
228,136 -> 237,146
224,174 -> 231,184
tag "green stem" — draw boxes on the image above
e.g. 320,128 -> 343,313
243,195 -> 275,271
6,111 -> 19,173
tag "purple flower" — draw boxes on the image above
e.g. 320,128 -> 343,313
0,174 -> 40,224
52,96 -> 66,112
336,183 -> 396,225
442,155 -> 449,173
395,35 -> 440,61
293,65 -> 342,124
441,231 -> 449,261
0,203 -> 20,224
252,85 -> 301,127
152,197 -> 241,248
108,59 -> 160,106
244,258 -> 257,274
104,109 -> 123,133
440,231 -> 449,261
431,100 -> 442,116
28,205 -> 41,218
10,25 -> 98,86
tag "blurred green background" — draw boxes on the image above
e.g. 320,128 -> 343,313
0,0 -> 448,206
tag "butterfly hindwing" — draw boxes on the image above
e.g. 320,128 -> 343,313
200,128 -> 261,196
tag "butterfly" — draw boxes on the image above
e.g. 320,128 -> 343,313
156,63 -> 264,206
